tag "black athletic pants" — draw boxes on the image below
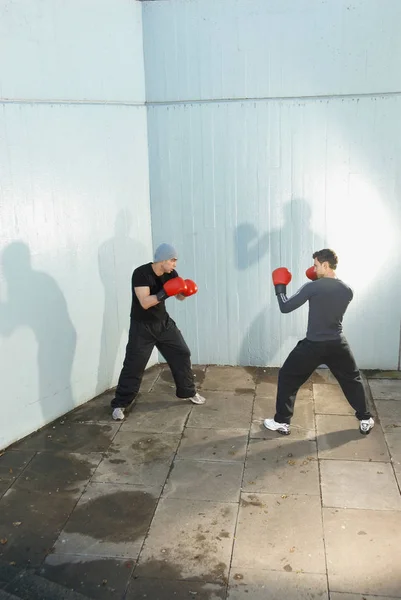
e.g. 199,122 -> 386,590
111,316 -> 195,409
275,337 -> 372,424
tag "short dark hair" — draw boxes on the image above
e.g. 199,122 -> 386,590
312,248 -> 338,270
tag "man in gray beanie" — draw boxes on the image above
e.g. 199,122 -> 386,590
111,243 -> 205,420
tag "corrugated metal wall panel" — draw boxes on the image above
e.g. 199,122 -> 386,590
143,0 -> 401,102
148,96 -> 401,368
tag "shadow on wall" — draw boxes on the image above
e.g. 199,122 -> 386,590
0,241 -> 77,419
96,209 -> 147,395
235,198 -> 325,366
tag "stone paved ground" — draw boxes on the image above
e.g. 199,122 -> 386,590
1,365 -> 400,599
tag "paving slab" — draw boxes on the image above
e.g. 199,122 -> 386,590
40,553 -> 135,600
0,451 -> 34,498
323,507 -> 401,597
119,396 -> 191,433
136,498 -> 237,583
10,422 -> 120,454
0,486 -> 81,567
53,483 -> 159,559
330,594 -> 401,600
126,578 -> 225,600
384,431 -> 401,472
2,365 -> 401,600
0,590 -> 19,599
227,569 -> 328,599
150,365 -> 207,396
320,459 -> 401,510
243,438 -> 319,495
12,452 -> 101,494
163,459 -> 243,502
139,364 -> 164,391
316,415 -> 390,461
253,389 -> 313,420
313,384 -> 354,415
374,400 -> 401,432
309,368 -> 339,384
254,380 -> 277,397
367,370 -> 401,379
202,366 -> 256,393
177,428 -> 248,462
4,569 -> 92,600
91,431 -> 180,487
186,392 -> 253,429
368,379 -> 401,400
232,493 -> 326,574
252,394 -> 315,441
62,391 -> 116,423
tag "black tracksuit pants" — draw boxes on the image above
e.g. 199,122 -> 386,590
275,337 -> 372,424
111,316 -> 195,409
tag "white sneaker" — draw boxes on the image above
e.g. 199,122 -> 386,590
112,407 -> 125,421
359,417 -> 374,435
263,418 -> 290,435
188,392 -> 205,405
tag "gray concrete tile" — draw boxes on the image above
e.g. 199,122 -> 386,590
186,392 -> 253,429
385,432 -> 401,473
255,381 -> 277,397
251,396 -> 315,441
375,400 -> 401,432
253,390 -> 313,421
330,594 -> 401,600
313,384 -> 354,415
126,578 -> 225,600
157,364 -> 207,386
92,431 -> 180,486
163,459 -> 243,502
232,493 -> 326,573
0,451 -> 34,497
368,379 -> 401,400
243,438 -> 319,495
136,498 -> 237,582
316,415 -> 390,461
11,422 -> 120,453
12,452 -> 101,494
324,507 -> 401,596
41,553 -> 134,600
310,368 -> 339,384
320,460 -> 401,510
4,570 -> 92,600
63,391 -> 116,423
202,366 -> 256,392
119,397 -> 191,433
177,428 -> 248,461
150,365 -> 206,395
53,483 -> 159,559
0,485 -> 81,567
227,569 -> 328,599
366,370 -> 401,379
140,364 -> 164,392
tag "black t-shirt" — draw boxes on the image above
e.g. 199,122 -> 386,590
130,262 -> 179,322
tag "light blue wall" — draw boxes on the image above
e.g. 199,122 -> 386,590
143,0 -> 401,369
0,0 -> 153,450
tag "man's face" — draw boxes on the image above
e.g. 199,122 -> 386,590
313,258 -> 327,279
161,258 -> 177,273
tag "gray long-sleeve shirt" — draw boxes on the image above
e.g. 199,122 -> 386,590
277,277 -> 353,341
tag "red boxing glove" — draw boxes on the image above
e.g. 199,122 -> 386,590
272,267 -> 292,295
305,266 -> 317,281
182,279 -> 198,297
156,277 -> 187,301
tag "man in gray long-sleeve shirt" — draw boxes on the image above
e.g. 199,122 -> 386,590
264,248 -> 374,436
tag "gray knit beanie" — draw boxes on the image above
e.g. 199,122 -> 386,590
153,243 -> 178,262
